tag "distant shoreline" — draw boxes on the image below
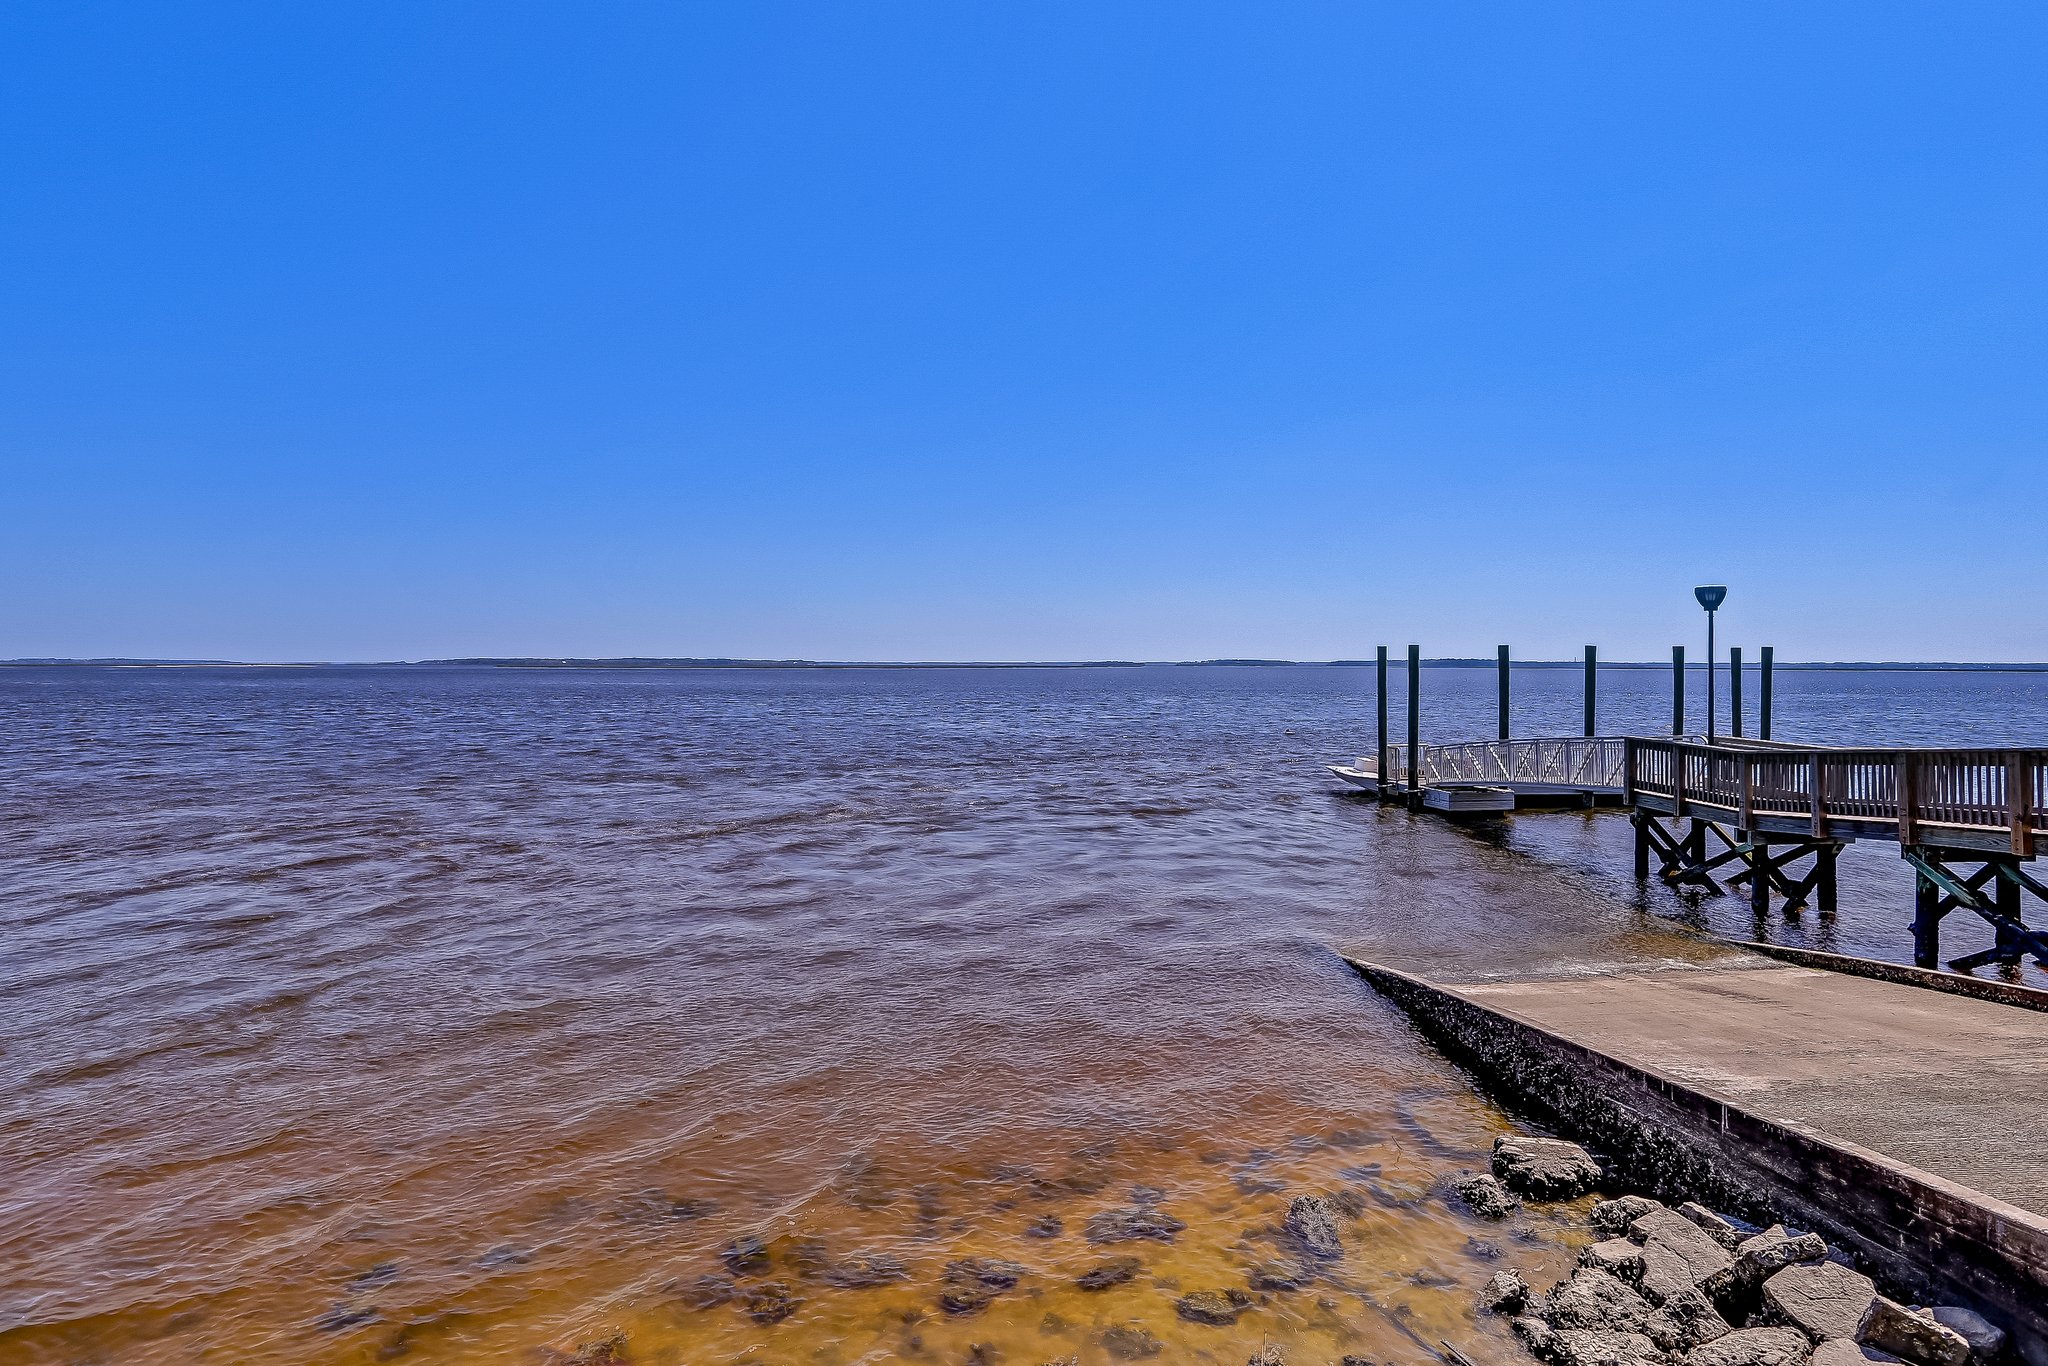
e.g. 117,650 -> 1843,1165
8,658 -> 2048,673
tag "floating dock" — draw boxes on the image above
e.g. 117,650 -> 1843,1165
1348,954 -> 2048,1366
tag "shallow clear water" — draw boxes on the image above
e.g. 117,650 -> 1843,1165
0,664 -> 2040,1365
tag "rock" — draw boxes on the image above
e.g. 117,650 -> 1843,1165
1483,1268 -> 1530,1314
940,1259 -> 1027,1315
1678,1204 -> 1748,1252
1739,1225 -> 1797,1256
1582,1240 -> 1645,1279
1456,1173 -> 1522,1219
315,1305 -> 379,1332
1130,1183 -> 1165,1204
1247,1261 -> 1310,1292
1762,1262 -> 1877,1342
1494,1136 -> 1604,1200
1681,1327 -> 1813,1366
1547,1329 -> 1668,1366
1630,1209 -> 1734,1307
1247,1348 -> 1285,1366
1657,1292 -> 1734,1352
1922,1308 -> 2005,1360
1811,1341 -> 1895,1366
1085,1208 -> 1186,1244
1857,1298 -> 1970,1366
1593,1196 -> 1664,1237
1513,1315 -> 1558,1356
1076,1258 -> 1141,1291
677,1273 -> 738,1309
721,1237 -> 771,1276
548,1332 -> 629,1366
1701,1234 -> 1829,1316
1175,1289 -> 1253,1325
743,1282 -> 800,1324
1024,1214 -> 1064,1239
1100,1325 -> 1163,1360
1283,1195 -> 1344,1259
820,1251 -> 909,1288
1540,1268 -> 1658,1335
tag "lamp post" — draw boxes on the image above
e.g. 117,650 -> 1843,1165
1694,586 -> 1727,742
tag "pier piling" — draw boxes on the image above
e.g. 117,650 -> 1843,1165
1406,644 -> 1421,809
1671,646 -> 1684,734
1732,647 -> 1744,738
1496,645 -> 1509,741
1376,646 -> 1389,802
1760,646 -> 1774,740
1583,645 -> 1596,737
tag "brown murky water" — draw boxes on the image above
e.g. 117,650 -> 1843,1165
3,664 -> 2040,1364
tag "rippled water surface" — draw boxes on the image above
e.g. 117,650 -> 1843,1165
2,664 -> 2042,1365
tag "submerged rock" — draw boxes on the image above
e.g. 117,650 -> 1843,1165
1075,1258 -> 1141,1291
1247,1348 -> 1285,1366
1024,1214 -> 1064,1239
1681,1327 -> 1813,1366
677,1273 -> 738,1309
743,1282 -> 801,1324
1282,1195 -> 1343,1259
547,1332 -> 629,1366
1762,1262 -> 1876,1342
1456,1172 -> 1522,1219
1101,1324 -> 1164,1359
315,1304 -> 379,1332
1175,1288 -> 1253,1326
941,1258 -> 1028,1315
819,1250 -> 910,1288
1493,1137 -> 1603,1200
1246,1260 -> 1310,1292
721,1236 -> 771,1276
1085,1207 -> 1186,1244
1857,1298 -> 1970,1366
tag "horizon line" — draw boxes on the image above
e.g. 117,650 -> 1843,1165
9,657 -> 2048,673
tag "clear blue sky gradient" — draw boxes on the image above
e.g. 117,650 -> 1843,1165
5,3 -> 2044,662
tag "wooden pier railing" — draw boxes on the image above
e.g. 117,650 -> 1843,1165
1626,738 -> 2047,856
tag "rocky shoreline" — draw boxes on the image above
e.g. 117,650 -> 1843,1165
1470,1138 -> 2009,1366
534,1130 -> 2019,1366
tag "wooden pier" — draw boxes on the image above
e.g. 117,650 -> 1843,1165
1334,644 -> 2048,972
1628,738 -> 2048,970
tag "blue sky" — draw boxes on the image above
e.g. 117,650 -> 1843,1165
4,2 -> 2044,662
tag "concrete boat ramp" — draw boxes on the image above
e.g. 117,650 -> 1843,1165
1347,952 -> 2048,1366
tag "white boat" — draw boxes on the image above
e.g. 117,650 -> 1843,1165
1327,757 -> 1387,792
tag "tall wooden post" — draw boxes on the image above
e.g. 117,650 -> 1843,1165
1376,646 -> 1389,799
1583,645 -> 1597,737
1407,644 -> 1421,807
1672,646 -> 1685,735
1497,645 -> 1510,741
1760,646 -> 1774,741
1731,647 -> 1744,739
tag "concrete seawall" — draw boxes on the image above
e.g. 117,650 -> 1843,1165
1346,957 -> 2048,1366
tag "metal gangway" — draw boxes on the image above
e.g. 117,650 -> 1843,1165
1329,735 -> 1630,805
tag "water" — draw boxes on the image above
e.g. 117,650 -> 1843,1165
1,664 -> 2042,1366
